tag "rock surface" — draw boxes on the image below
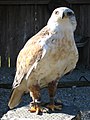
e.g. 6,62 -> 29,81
1,104 -> 80,120
0,67 -> 90,119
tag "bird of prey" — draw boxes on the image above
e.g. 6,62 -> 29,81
8,7 -> 78,114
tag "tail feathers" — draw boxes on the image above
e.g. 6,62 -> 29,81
8,79 -> 28,109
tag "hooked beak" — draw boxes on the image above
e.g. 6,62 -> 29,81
61,11 -> 74,19
61,12 -> 65,19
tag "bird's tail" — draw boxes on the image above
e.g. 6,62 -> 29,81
8,79 -> 28,109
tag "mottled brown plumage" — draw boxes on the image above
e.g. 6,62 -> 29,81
8,7 -> 78,114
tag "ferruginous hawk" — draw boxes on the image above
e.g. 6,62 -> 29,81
8,7 -> 78,114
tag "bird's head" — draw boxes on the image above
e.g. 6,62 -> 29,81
47,7 -> 77,32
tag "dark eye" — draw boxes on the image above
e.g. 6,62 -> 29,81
55,11 -> 59,15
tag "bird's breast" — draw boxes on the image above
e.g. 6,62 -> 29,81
27,37 -> 78,88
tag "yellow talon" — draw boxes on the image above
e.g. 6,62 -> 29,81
29,105 -> 49,114
47,104 -> 62,111
29,106 -> 36,112
47,104 -> 54,111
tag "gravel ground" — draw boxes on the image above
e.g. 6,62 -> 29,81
0,66 -> 90,118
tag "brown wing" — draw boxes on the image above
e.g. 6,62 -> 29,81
13,26 -> 50,88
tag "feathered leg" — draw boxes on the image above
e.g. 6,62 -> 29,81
29,85 -> 48,114
47,80 -> 62,111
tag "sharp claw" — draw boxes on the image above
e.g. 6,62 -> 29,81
36,107 -> 40,114
54,105 -> 62,110
42,107 -> 49,113
47,104 -> 55,111
35,107 -> 49,114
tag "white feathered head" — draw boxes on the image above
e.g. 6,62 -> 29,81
48,7 -> 77,32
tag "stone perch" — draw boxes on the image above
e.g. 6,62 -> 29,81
1,104 -> 81,120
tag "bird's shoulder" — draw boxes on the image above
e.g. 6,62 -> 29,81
16,26 -> 53,70
25,26 -> 52,47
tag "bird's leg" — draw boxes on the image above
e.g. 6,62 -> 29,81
28,85 -> 41,113
28,85 -> 48,114
47,80 -> 62,111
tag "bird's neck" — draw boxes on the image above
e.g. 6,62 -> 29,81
47,17 -> 76,33
47,20 -> 60,32
47,18 -> 75,43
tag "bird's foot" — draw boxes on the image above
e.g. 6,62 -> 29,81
29,106 -> 49,114
29,102 -> 49,114
47,102 -> 62,111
